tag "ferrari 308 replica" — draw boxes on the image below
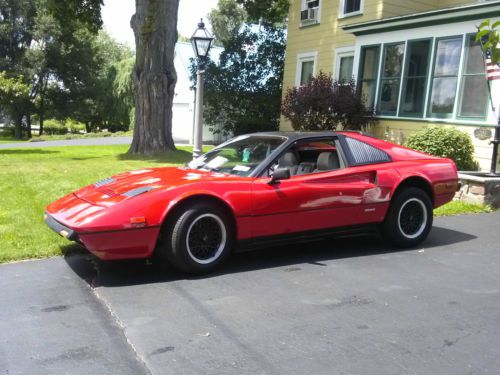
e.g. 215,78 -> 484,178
45,131 -> 458,274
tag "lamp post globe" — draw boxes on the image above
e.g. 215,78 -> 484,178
191,19 -> 214,159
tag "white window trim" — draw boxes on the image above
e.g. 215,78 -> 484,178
334,46 -> 355,81
373,45 -> 384,111
422,38 -> 436,118
451,36 -> 468,119
296,51 -> 318,86
395,41 -> 408,117
338,0 -> 364,19
300,0 -> 322,27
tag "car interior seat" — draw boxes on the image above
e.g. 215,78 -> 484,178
314,152 -> 340,173
295,162 -> 316,175
278,152 -> 299,176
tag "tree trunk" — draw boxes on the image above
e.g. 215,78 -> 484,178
39,107 -> 44,136
26,113 -> 32,138
14,114 -> 23,139
129,0 -> 179,154
38,78 -> 48,136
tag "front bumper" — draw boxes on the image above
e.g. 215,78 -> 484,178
45,213 -> 79,241
44,212 -> 160,260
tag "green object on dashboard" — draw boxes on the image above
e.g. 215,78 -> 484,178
242,148 -> 250,163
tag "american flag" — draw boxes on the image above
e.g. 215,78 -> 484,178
485,49 -> 500,81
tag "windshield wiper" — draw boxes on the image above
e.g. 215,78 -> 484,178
201,165 -> 220,172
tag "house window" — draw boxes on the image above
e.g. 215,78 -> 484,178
428,36 -> 463,118
296,52 -> 317,86
339,0 -> 362,17
300,0 -> 320,26
378,43 -> 405,115
335,47 -> 355,82
458,35 -> 488,118
358,46 -> 380,109
400,40 -> 431,117
339,56 -> 354,81
300,61 -> 314,84
356,33 -> 491,123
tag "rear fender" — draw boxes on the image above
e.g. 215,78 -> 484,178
392,172 -> 435,204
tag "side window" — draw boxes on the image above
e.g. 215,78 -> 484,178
339,0 -> 362,18
271,138 -> 343,177
378,42 -> 405,115
427,36 -> 463,118
344,137 -> 390,165
296,52 -> 317,86
358,46 -> 380,110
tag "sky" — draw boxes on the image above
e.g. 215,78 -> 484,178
101,0 -> 219,48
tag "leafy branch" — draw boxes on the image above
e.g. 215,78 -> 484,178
476,19 -> 500,63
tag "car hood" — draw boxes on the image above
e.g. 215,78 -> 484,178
74,167 -> 227,207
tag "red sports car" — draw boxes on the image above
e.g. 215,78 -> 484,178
45,131 -> 458,274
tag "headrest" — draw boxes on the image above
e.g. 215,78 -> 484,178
279,152 -> 298,167
316,152 -> 340,171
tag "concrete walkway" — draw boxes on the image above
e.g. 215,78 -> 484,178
0,136 -> 189,149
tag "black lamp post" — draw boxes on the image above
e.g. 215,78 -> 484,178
191,19 -> 214,158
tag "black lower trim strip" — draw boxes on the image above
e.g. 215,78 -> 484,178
79,225 -> 161,236
237,224 -> 378,252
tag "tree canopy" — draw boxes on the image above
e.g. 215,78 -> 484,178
0,0 -> 134,137
199,24 -> 286,136
236,0 -> 289,24
196,0 -> 288,137
208,0 -> 247,46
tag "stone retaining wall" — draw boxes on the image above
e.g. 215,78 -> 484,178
455,173 -> 500,208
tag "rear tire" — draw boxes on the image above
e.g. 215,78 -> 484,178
160,202 -> 234,274
381,187 -> 433,248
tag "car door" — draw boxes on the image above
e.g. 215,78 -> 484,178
248,138 -> 380,239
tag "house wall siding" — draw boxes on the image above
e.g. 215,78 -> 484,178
282,0 -> 470,99
281,0 -> 475,130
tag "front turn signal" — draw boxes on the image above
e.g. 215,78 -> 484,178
130,217 -> 147,228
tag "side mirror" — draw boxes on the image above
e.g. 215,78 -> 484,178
268,168 -> 290,185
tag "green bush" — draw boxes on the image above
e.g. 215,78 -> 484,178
405,126 -> 479,171
281,72 -> 377,131
65,118 -> 86,134
0,124 -> 16,137
43,119 -> 68,135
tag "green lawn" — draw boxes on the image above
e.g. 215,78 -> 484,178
0,137 -> 28,144
0,130 -> 131,143
0,144 -> 494,263
0,144 -> 197,263
35,130 -> 132,141
434,201 -> 493,216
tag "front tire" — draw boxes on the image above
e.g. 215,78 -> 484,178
162,202 -> 234,274
381,187 -> 433,248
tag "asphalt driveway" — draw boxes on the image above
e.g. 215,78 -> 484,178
2,212 -> 500,374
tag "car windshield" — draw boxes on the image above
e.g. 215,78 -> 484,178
187,135 -> 286,176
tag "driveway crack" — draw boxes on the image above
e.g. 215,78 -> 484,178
90,285 -> 153,375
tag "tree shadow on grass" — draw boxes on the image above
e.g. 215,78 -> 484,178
117,149 -> 193,165
0,149 -> 60,155
70,156 -> 103,161
64,226 -> 477,288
